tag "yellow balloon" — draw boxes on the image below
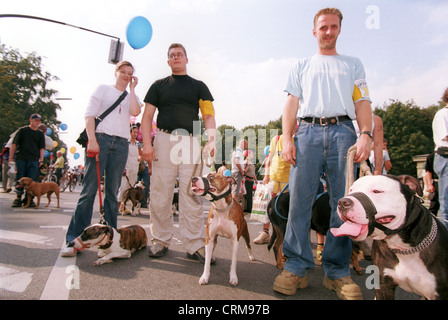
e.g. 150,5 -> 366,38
53,141 -> 58,148
60,147 -> 66,154
70,146 -> 76,154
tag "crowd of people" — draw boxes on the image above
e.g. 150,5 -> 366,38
1,7 -> 447,301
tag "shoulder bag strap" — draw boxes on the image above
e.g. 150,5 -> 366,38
95,90 -> 128,125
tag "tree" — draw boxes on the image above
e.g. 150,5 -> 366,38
374,100 -> 441,176
0,44 -> 66,162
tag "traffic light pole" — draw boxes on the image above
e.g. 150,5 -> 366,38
0,14 -> 122,63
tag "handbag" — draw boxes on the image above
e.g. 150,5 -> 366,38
250,181 -> 273,223
76,91 -> 128,148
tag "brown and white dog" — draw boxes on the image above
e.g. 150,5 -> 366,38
121,181 -> 145,216
332,175 -> 448,300
191,172 -> 255,286
18,177 -> 60,209
68,224 -> 147,265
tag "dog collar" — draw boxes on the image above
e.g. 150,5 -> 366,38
391,217 -> 438,255
212,198 -> 234,212
98,233 -> 113,249
199,177 -> 232,202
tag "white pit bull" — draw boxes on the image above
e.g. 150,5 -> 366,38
332,175 -> 448,300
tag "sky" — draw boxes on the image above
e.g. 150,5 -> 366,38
1,0 -> 448,167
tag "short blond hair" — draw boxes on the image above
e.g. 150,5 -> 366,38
115,61 -> 134,73
314,8 -> 343,27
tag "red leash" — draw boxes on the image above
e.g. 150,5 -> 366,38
87,149 -> 107,225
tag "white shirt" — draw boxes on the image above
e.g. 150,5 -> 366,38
125,141 -> 140,171
231,147 -> 244,173
432,107 -> 448,149
84,84 -> 139,139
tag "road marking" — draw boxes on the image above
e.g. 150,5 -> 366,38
12,209 -> 52,212
0,266 -> 33,293
40,226 -> 68,230
0,229 -> 53,245
40,239 -> 76,300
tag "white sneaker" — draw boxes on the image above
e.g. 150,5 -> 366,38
60,245 -> 82,257
253,231 -> 270,244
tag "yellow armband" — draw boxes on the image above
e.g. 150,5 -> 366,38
199,99 -> 215,117
353,79 -> 370,103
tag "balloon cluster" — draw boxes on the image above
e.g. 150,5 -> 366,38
69,146 -> 80,160
151,120 -> 158,140
45,123 -> 68,136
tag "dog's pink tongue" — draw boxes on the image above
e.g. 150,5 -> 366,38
331,221 -> 363,238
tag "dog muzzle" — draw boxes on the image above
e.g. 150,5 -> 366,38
348,192 -> 386,236
197,177 -> 231,202
348,192 -> 423,236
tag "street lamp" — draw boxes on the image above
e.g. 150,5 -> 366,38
0,14 -> 123,64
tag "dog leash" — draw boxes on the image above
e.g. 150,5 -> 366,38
95,155 -> 107,225
87,149 -> 107,225
345,145 -> 371,195
188,146 -> 215,197
273,183 -> 289,220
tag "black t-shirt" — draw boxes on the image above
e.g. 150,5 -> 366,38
12,126 -> 45,161
144,74 -> 214,134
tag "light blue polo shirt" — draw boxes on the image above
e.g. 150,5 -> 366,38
285,54 -> 371,119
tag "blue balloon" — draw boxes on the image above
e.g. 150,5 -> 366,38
264,145 -> 270,157
60,123 -> 68,131
74,152 -> 80,160
46,128 -> 52,136
44,150 -> 50,158
126,16 -> 153,49
223,169 -> 231,177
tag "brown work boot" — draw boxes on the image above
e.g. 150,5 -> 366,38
273,270 -> 308,295
323,276 -> 363,300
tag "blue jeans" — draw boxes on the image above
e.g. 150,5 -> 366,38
283,120 -> 357,279
434,154 -> 448,228
15,159 -> 39,197
66,133 -> 128,243
137,165 -> 150,206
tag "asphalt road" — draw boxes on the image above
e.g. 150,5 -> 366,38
0,184 -> 418,306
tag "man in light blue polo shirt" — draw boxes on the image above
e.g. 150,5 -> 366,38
273,8 -> 373,300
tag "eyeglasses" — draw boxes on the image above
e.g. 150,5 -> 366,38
169,52 -> 185,60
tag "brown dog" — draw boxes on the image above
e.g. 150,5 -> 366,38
18,177 -> 60,209
191,172 -> 255,286
120,181 -> 145,216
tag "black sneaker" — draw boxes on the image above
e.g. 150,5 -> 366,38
11,197 -> 22,208
148,243 -> 168,258
187,247 -> 216,264
27,201 -> 36,208
22,198 -> 36,208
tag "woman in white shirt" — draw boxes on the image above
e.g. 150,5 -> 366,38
62,61 -> 141,256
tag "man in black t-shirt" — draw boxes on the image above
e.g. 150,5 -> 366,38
141,43 -> 216,262
9,113 -> 45,207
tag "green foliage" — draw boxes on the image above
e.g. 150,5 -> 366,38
0,44 -> 66,162
374,100 -> 444,176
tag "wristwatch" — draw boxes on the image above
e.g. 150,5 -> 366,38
360,131 -> 373,139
